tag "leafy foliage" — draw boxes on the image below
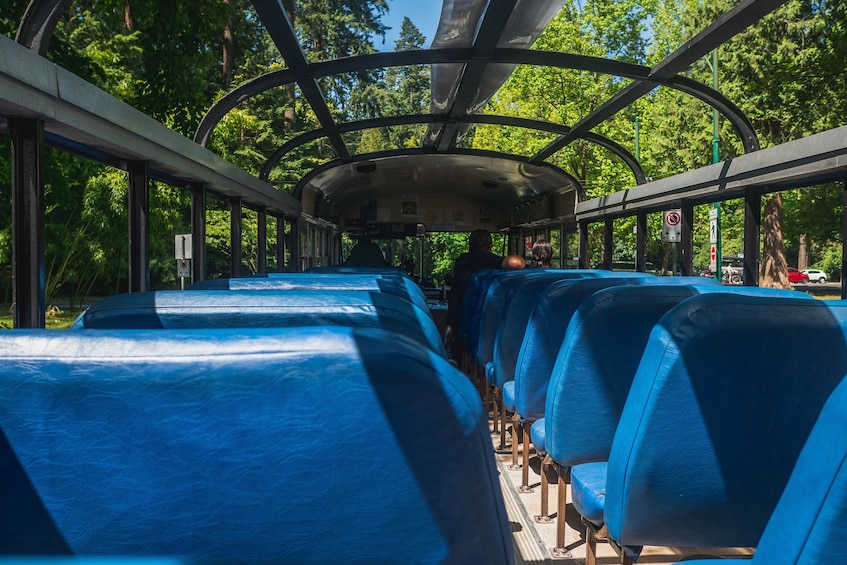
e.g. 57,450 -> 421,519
1,0 -> 846,303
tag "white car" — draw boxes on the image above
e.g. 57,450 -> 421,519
803,269 -> 827,283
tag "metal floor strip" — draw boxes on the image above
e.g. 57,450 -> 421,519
498,458 -> 557,565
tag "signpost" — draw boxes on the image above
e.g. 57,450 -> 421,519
709,207 -> 718,274
663,209 -> 682,276
175,234 -> 192,289
662,210 -> 682,243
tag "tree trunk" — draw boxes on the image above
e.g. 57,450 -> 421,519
124,0 -> 136,30
222,0 -> 234,89
798,234 -> 809,270
759,193 -> 789,288
283,0 -> 296,134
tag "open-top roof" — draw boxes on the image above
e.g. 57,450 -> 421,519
6,0 -> 789,231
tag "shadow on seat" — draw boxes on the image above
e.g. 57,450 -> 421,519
667,366 -> 847,560
538,285 -> 800,554
506,276 -> 709,495
188,272 -> 430,316
569,293 -> 847,565
0,327 -> 514,562
71,289 -> 446,357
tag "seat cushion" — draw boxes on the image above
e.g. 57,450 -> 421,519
502,380 -> 516,412
485,361 -> 496,385
571,462 -> 608,527
530,419 -> 546,455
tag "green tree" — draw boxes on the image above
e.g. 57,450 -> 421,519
716,0 -> 847,284
471,0 -> 658,260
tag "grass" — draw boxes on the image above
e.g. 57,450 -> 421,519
0,305 -> 86,329
0,284 -> 842,329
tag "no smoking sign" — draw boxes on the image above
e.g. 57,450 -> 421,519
662,209 -> 682,242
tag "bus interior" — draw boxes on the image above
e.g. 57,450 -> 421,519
2,0 -> 847,563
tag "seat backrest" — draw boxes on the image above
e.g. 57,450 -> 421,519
72,289 -> 446,357
474,270 -> 616,368
545,285 -> 804,467
188,273 -> 430,316
751,368 -> 847,564
489,271 -> 648,389
458,268 -> 505,352
0,327 -> 513,562
304,265 -> 409,276
513,276 -> 709,421
604,294 -> 847,549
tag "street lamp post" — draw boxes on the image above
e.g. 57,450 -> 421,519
708,49 -> 722,283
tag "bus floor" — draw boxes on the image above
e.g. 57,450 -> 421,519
493,424 -> 756,565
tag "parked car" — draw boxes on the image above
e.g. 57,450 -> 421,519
788,267 -> 810,284
802,269 -> 827,283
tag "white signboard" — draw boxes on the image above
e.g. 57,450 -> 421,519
662,209 -> 682,243
709,207 -> 718,244
175,234 -> 192,260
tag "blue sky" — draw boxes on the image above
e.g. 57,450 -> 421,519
377,1 -> 442,51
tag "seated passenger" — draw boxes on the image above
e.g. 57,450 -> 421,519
530,238 -> 553,268
445,229 -> 525,355
343,237 -> 390,267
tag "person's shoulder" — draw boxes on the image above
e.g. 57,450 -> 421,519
453,252 -> 471,268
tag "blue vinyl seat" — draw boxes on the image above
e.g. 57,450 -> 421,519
457,269 -> 506,360
568,294 -> 847,565
671,368 -> 847,564
188,272 -> 430,317
476,270 -> 621,375
304,265 -> 409,276
473,270 -> 623,449
535,285 -> 802,550
71,289 -> 446,357
489,271 -> 648,395
0,327 -> 513,562
503,276 -> 707,492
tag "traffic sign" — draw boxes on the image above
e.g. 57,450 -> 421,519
662,209 -> 682,242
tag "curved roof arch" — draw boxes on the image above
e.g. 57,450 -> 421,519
193,48 -> 759,156
259,113 -> 646,187
13,0 -> 789,232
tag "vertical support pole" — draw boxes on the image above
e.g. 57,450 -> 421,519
841,173 -> 847,299
10,118 -> 45,328
578,220 -> 589,269
711,48 -> 723,283
127,160 -> 149,293
290,217 -> 300,272
680,202 -> 694,276
190,183 -> 206,283
603,219 -> 613,270
230,197 -> 242,278
551,464 -> 572,558
257,206 -> 267,274
277,216 -> 286,272
635,212 -> 647,272
744,188 -> 761,286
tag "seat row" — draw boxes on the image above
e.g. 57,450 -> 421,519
0,269 -> 515,563
457,268 -> 847,564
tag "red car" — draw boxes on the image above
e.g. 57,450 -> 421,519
788,267 -> 810,284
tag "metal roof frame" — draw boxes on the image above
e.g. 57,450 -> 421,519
9,0 -> 834,222
0,32 -> 300,217
576,125 -> 847,221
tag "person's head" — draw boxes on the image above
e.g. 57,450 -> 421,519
531,238 -> 553,268
468,229 -> 493,253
